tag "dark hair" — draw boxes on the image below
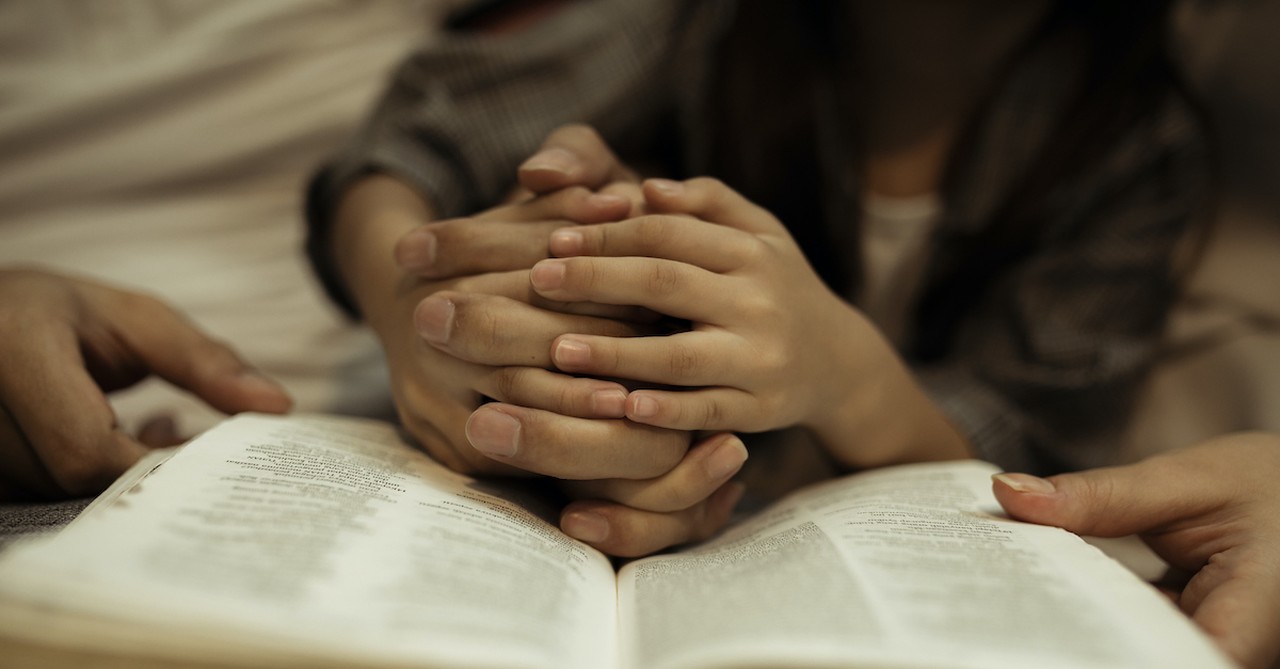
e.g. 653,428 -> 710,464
703,0 -> 1198,358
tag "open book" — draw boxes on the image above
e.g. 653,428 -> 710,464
0,414 -> 1231,669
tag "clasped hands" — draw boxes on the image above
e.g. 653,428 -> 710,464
377,124 -> 882,557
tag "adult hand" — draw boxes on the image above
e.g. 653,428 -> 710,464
393,123 -> 642,280
337,176 -> 692,481
994,433 -> 1280,669
0,269 -> 292,500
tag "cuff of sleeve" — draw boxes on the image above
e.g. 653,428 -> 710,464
303,136 -> 476,320
915,366 -> 1045,474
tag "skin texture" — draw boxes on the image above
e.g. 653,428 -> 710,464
534,177 -> 972,469
994,433 -> 1280,669
334,126 -> 746,557
0,269 -> 292,501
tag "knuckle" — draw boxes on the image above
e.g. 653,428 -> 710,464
699,400 -> 724,429
454,298 -> 505,355
46,439 -> 120,497
735,235 -> 771,267
632,216 -> 674,253
687,176 -> 725,192
490,367 -> 522,402
555,122 -> 602,147
645,262 -> 682,297
564,257 -> 601,293
664,343 -> 703,382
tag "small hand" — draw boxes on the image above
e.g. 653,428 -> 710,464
530,177 -> 868,435
0,269 -> 292,500
558,432 -> 748,557
994,434 -> 1280,669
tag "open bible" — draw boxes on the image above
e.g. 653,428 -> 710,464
0,413 -> 1232,669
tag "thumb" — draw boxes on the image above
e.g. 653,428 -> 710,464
517,124 -> 637,194
992,460 -> 1203,538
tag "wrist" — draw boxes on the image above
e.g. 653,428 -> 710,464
331,174 -> 436,330
806,310 -> 971,469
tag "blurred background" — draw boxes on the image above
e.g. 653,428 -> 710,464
0,0 -> 1275,456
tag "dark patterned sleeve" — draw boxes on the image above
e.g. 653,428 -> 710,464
918,96 -> 1213,475
304,0 -> 732,316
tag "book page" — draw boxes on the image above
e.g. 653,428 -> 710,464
0,414 -> 616,669
617,460 -> 1231,669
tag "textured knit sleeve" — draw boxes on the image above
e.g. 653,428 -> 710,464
305,0 -> 732,316
918,94 -> 1213,475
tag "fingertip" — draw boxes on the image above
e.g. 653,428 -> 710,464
992,472 -> 1057,495
232,371 -> 294,414
549,228 -> 585,257
643,178 -> 685,202
530,258 -> 567,292
589,387 -> 628,417
991,472 -> 1064,525
561,506 -> 611,544
518,148 -> 581,193
394,228 -> 438,274
700,433 -> 748,483
626,392 -> 661,421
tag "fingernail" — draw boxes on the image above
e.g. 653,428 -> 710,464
396,229 -> 437,272
519,147 -> 577,175
703,435 -> 748,482
238,371 -> 292,409
590,388 -> 627,416
466,408 -> 521,457
414,296 -> 455,344
530,259 -> 567,291
629,394 -> 659,419
647,178 -> 683,195
993,473 -> 1057,494
587,193 -> 628,208
549,229 -> 584,256
554,338 -> 590,367
562,511 -> 610,543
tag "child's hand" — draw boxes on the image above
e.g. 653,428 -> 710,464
994,434 -> 1280,669
529,178 -> 970,467
531,177 -> 851,432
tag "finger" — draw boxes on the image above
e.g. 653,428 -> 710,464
1179,548 -> 1280,669
560,481 -> 745,557
550,331 -> 735,387
392,370 -> 528,478
137,414 -> 185,448
497,184 -> 632,225
548,214 -> 762,273
517,123 -> 638,194
395,188 -> 631,278
464,403 -> 689,480
107,292 -> 293,416
414,291 -> 649,366
0,404 -> 65,500
643,177 -> 783,235
991,459 -> 1209,538
479,367 -> 628,418
561,432 -> 747,512
0,326 -> 148,497
447,269 -> 662,324
624,388 -> 764,432
530,256 -> 736,322
395,220 -> 563,279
